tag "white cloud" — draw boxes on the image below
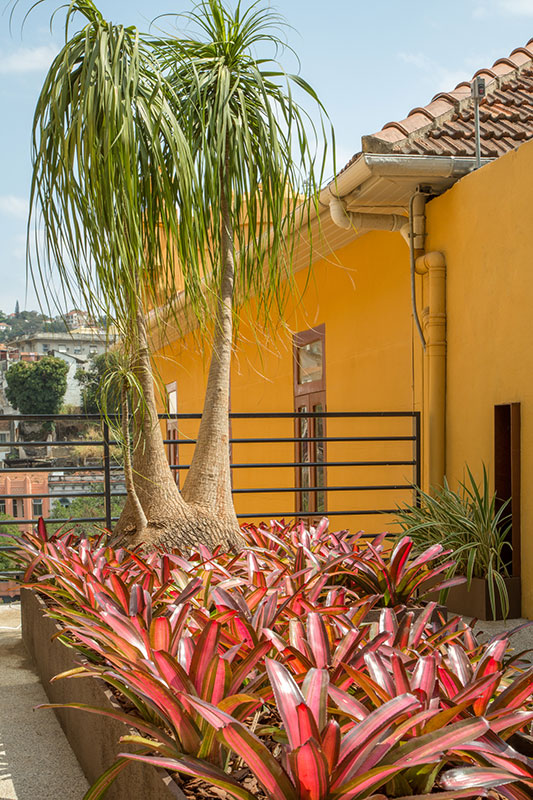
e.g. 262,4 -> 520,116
0,44 -> 57,75
498,0 -> 533,14
0,195 -> 29,220
398,52 -> 470,92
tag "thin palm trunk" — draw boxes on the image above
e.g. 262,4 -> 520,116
181,179 -> 238,537
115,308 -> 241,550
120,381 -> 147,535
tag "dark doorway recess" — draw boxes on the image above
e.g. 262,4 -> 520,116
494,403 -> 521,577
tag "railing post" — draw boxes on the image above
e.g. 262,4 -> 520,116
102,421 -> 112,532
414,411 -> 422,505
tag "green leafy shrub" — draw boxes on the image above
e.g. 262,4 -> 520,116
395,465 -> 512,619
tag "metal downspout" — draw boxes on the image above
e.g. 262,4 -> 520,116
416,251 -> 447,490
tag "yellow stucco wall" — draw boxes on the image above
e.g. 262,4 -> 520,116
152,229 -> 417,534
152,137 -> 533,613
425,138 -> 533,617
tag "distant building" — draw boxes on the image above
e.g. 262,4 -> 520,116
65,309 -> 96,329
0,471 -> 50,533
49,350 -> 88,407
7,330 -> 114,359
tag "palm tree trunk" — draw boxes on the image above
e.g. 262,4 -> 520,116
181,178 -> 241,543
114,308 -> 241,551
121,381 -> 147,535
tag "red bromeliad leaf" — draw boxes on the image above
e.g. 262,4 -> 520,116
266,658 -> 310,749
409,602 -> 438,648
440,766 -> 521,791
364,652 -> 395,697
118,753 -> 257,800
296,701 -> 321,745
109,574 -> 129,613
307,613 -> 332,669
152,650 -> 193,694
410,654 -> 438,705
220,722 -> 298,800
321,719 -> 341,773
331,765 -> 406,800
487,709 -> 533,736
116,670 -> 201,754
475,638 -> 508,679
489,666 -> 533,713
200,655 -> 231,705
446,644 -> 473,686
391,717 -> 490,767
288,738 -> 329,800
391,654 -> 411,695
388,537 -> 413,584
149,617 -> 171,651
190,620 -> 220,694
302,668 -> 329,731
333,695 -> 421,788
36,702 -> 174,746
328,685 -> 369,722
228,640 -> 271,695
82,757 -> 131,800
341,664 -> 391,705
37,516 -> 48,541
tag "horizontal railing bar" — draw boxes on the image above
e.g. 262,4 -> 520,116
233,484 -> 412,494
0,465 -> 123,473
0,411 -> 419,421
0,492 -> 125,500
166,436 -> 416,445
0,517 -> 107,525
169,460 -> 416,470
0,440 -> 106,447
237,509 -> 400,518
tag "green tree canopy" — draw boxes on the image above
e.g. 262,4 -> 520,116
75,353 -> 122,416
5,355 -> 68,414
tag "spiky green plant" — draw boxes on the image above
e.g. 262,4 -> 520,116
395,465 -> 512,619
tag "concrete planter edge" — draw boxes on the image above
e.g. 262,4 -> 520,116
20,587 -> 186,800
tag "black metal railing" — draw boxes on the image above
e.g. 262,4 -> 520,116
0,410 -> 421,579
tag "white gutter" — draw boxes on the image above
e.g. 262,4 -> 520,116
329,195 -> 407,234
324,153 -> 493,203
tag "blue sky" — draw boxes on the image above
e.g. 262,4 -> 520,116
1,0 -> 533,311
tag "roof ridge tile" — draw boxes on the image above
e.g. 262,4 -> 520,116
360,38 -> 533,161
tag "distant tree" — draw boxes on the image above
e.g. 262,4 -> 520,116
5,356 -> 68,414
0,516 -> 21,572
75,353 -> 121,415
14,301 -> 20,317
50,490 -> 125,536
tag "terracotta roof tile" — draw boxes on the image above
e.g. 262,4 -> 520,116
357,39 -> 533,161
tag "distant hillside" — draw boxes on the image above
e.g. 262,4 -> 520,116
0,309 -> 69,343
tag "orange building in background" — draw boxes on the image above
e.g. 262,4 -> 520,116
0,472 -> 50,533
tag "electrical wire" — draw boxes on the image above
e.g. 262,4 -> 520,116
409,193 -> 426,349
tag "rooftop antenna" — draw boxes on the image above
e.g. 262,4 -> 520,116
471,76 -> 486,169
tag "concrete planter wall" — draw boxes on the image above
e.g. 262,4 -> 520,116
440,576 -> 521,621
21,588 -> 186,800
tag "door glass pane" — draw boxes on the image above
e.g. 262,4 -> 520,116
297,340 -> 323,385
167,389 -> 177,415
314,404 -> 325,512
299,407 -> 310,512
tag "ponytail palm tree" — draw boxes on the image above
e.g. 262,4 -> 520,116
28,0 -> 217,548
27,0 -> 330,550
152,0 -> 329,535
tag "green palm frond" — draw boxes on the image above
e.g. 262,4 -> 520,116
28,0 -> 201,342
153,0 -> 332,326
